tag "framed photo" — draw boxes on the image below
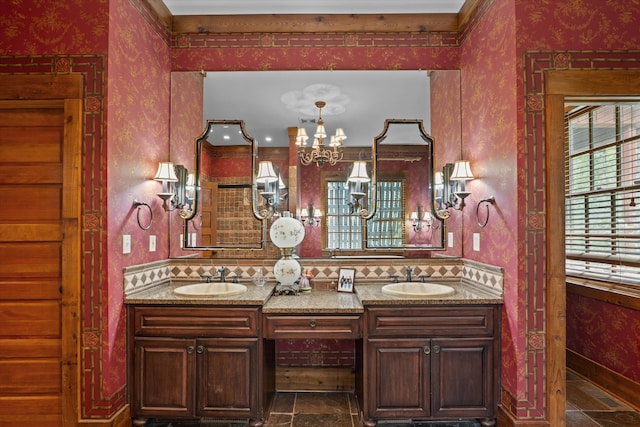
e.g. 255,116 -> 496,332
337,268 -> 355,293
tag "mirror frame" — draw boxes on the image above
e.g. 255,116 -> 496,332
365,119 -> 449,251
181,119 -> 266,251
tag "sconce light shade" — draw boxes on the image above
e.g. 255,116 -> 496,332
435,171 -> 443,185
450,160 -> 474,181
256,161 -> 278,183
154,162 -> 179,182
348,161 -> 370,183
295,128 -> 309,146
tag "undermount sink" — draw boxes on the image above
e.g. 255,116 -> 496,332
173,282 -> 247,297
381,282 -> 456,298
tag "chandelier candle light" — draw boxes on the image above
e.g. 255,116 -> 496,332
296,101 -> 346,167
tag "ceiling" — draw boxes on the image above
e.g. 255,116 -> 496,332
200,70 -> 432,148
164,1 -> 465,148
162,0 -> 467,15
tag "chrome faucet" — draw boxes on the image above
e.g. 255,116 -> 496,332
216,266 -> 227,282
405,266 -> 415,282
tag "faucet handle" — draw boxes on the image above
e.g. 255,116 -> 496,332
200,272 -> 213,283
388,274 -> 400,283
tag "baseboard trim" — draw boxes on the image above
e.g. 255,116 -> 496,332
276,366 -> 354,391
567,349 -> 640,411
78,404 -> 130,427
497,405 -> 549,427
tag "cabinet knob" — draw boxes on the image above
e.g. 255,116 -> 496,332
433,345 -> 441,354
423,346 -> 431,355
196,345 -> 204,354
309,319 -> 317,328
187,346 -> 195,354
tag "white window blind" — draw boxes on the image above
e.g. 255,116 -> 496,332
565,104 -> 640,285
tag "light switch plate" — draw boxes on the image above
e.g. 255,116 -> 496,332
180,234 -> 184,248
123,234 -> 131,254
149,235 -> 156,252
447,232 -> 454,248
473,233 -> 480,251
190,233 -> 197,246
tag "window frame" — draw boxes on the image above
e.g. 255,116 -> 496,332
564,103 -> 640,287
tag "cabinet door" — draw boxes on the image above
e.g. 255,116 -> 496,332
431,338 -> 494,418
366,338 -> 430,419
133,337 -> 195,418
196,338 -> 260,419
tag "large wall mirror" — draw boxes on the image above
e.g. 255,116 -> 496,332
169,70 -> 462,257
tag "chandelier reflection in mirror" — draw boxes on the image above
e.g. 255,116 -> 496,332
296,101 -> 346,167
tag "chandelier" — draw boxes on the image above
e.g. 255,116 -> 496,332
296,101 -> 346,167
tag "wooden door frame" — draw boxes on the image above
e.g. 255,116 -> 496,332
0,74 -> 83,425
545,69 -> 640,427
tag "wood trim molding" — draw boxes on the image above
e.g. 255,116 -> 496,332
144,0 -> 483,34
78,405 -> 131,427
497,405 -> 550,427
567,350 -> 640,411
172,13 -> 459,34
567,280 -> 640,311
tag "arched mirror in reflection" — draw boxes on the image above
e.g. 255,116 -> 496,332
181,120 -> 266,250
365,119 -> 448,250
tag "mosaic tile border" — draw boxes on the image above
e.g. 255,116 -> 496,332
124,257 -> 503,296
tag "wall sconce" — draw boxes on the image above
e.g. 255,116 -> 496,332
301,204 -> 322,227
346,161 -> 370,215
256,161 -> 285,217
443,160 -> 474,211
410,205 -> 435,232
154,162 -> 183,212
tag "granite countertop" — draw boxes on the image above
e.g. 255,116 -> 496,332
124,281 -> 276,306
355,281 -> 503,305
263,289 -> 363,313
125,280 -> 503,309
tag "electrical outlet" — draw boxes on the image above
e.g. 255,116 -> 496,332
149,235 -> 156,252
448,232 -> 454,248
473,233 -> 481,251
180,234 -> 184,248
190,233 -> 197,246
123,234 -> 131,254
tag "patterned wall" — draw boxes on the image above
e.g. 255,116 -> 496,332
1,0 -> 639,422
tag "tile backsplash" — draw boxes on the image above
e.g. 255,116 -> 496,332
124,257 -> 503,296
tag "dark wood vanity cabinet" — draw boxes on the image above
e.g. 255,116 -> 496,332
361,305 -> 501,426
129,306 -> 268,426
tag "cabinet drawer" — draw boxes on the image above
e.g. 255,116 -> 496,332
263,315 -> 361,339
133,306 -> 259,338
366,306 -> 496,337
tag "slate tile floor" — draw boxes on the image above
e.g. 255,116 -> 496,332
566,370 -> 640,427
146,371 -> 640,426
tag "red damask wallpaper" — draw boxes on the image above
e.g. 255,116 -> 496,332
2,0 -> 639,422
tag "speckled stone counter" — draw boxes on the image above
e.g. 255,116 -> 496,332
125,279 -> 503,308
263,289 -> 363,313
124,281 -> 276,305
356,280 -> 503,305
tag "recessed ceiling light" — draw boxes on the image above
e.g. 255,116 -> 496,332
265,137 -> 272,142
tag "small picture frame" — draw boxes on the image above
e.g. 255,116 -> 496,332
337,268 -> 355,293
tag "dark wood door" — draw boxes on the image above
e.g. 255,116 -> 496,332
0,75 -> 82,427
366,338 -> 430,419
133,337 -> 196,418
197,338 -> 260,419
431,338 -> 494,418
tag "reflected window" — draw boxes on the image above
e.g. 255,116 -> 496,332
326,180 -> 405,250
326,181 -> 363,249
367,180 -> 405,248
